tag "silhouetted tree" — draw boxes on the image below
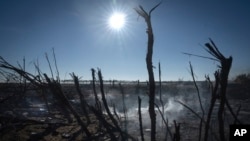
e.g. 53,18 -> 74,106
134,2 -> 162,141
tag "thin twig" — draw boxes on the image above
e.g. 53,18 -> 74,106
138,96 -> 145,141
182,52 -> 218,62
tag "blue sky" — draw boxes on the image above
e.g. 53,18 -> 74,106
0,0 -> 250,81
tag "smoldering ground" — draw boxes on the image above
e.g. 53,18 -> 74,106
84,81 -> 211,135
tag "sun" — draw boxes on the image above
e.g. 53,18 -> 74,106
108,12 -> 126,30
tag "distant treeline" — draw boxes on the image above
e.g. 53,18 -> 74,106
57,79 -> 205,85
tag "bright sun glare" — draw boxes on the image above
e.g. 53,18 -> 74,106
108,12 -> 125,30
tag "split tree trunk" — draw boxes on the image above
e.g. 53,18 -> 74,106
134,2 -> 161,141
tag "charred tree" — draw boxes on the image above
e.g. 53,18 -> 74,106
138,96 -> 145,141
43,74 -> 91,138
205,39 -> 233,141
91,68 -> 102,112
204,72 -> 219,141
134,2 -> 161,141
70,73 -> 90,124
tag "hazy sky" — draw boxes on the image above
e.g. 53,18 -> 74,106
0,0 -> 250,81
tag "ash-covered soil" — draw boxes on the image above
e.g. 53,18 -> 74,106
0,82 -> 249,141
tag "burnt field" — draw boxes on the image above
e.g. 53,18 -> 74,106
0,81 -> 249,141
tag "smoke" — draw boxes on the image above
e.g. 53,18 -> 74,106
163,97 -> 185,123
86,90 -> 186,131
85,82 -> 210,134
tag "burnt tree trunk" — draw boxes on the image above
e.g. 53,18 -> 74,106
205,39 -> 232,141
134,2 -> 161,141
